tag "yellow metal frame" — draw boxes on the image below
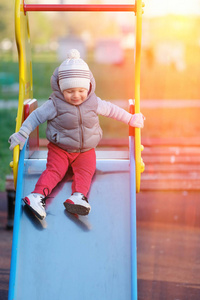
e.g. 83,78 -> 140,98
135,0 -> 145,192
10,0 -> 33,188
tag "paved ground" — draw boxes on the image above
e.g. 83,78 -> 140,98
0,192 -> 13,300
137,190 -> 200,300
1,190 -> 200,299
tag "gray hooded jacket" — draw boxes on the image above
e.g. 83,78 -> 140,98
46,68 -> 102,152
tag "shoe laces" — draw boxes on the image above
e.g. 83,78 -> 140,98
81,195 -> 88,203
40,197 -> 46,208
40,187 -> 54,208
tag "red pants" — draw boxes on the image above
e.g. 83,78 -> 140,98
33,142 -> 96,197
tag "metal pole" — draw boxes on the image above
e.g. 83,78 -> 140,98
23,4 -> 136,12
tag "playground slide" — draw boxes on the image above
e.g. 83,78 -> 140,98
10,1 -> 143,298
8,139 -> 137,300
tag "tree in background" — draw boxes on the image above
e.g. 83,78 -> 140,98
0,0 -> 15,42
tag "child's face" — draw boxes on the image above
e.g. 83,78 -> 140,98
63,88 -> 88,106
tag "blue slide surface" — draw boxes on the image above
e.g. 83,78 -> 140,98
9,138 -> 137,300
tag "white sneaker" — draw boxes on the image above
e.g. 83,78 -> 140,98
23,193 -> 46,220
63,192 -> 91,216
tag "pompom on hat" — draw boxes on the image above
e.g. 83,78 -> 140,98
58,49 -> 90,92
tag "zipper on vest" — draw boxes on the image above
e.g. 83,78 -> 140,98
78,106 -> 84,150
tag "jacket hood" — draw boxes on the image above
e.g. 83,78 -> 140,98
50,67 -> 96,100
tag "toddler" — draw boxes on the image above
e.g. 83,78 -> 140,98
9,49 -> 144,220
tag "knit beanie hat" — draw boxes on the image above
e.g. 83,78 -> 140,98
58,49 -> 90,92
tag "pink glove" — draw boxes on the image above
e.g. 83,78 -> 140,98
129,113 -> 145,128
8,130 -> 28,150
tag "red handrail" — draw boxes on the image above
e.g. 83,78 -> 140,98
129,100 -> 135,137
24,4 -> 136,12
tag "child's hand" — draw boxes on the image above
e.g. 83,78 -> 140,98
129,113 -> 145,128
8,130 -> 28,150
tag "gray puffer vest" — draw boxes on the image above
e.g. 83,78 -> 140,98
46,68 -> 102,152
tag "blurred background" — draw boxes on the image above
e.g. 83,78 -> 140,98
0,0 -> 200,190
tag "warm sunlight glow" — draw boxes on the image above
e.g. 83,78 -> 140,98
144,0 -> 200,16
26,0 -> 200,17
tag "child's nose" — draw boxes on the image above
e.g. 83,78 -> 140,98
73,91 -> 79,98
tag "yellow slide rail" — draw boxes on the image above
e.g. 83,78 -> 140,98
10,0 -> 33,188
135,0 -> 145,192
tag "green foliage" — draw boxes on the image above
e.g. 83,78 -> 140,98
0,60 -> 19,100
0,0 -> 15,41
29,13 -> 55,45
32,61 -> 57,98
0,109 -> 17,191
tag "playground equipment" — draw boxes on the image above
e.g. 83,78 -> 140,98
9,1 -> 145,299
